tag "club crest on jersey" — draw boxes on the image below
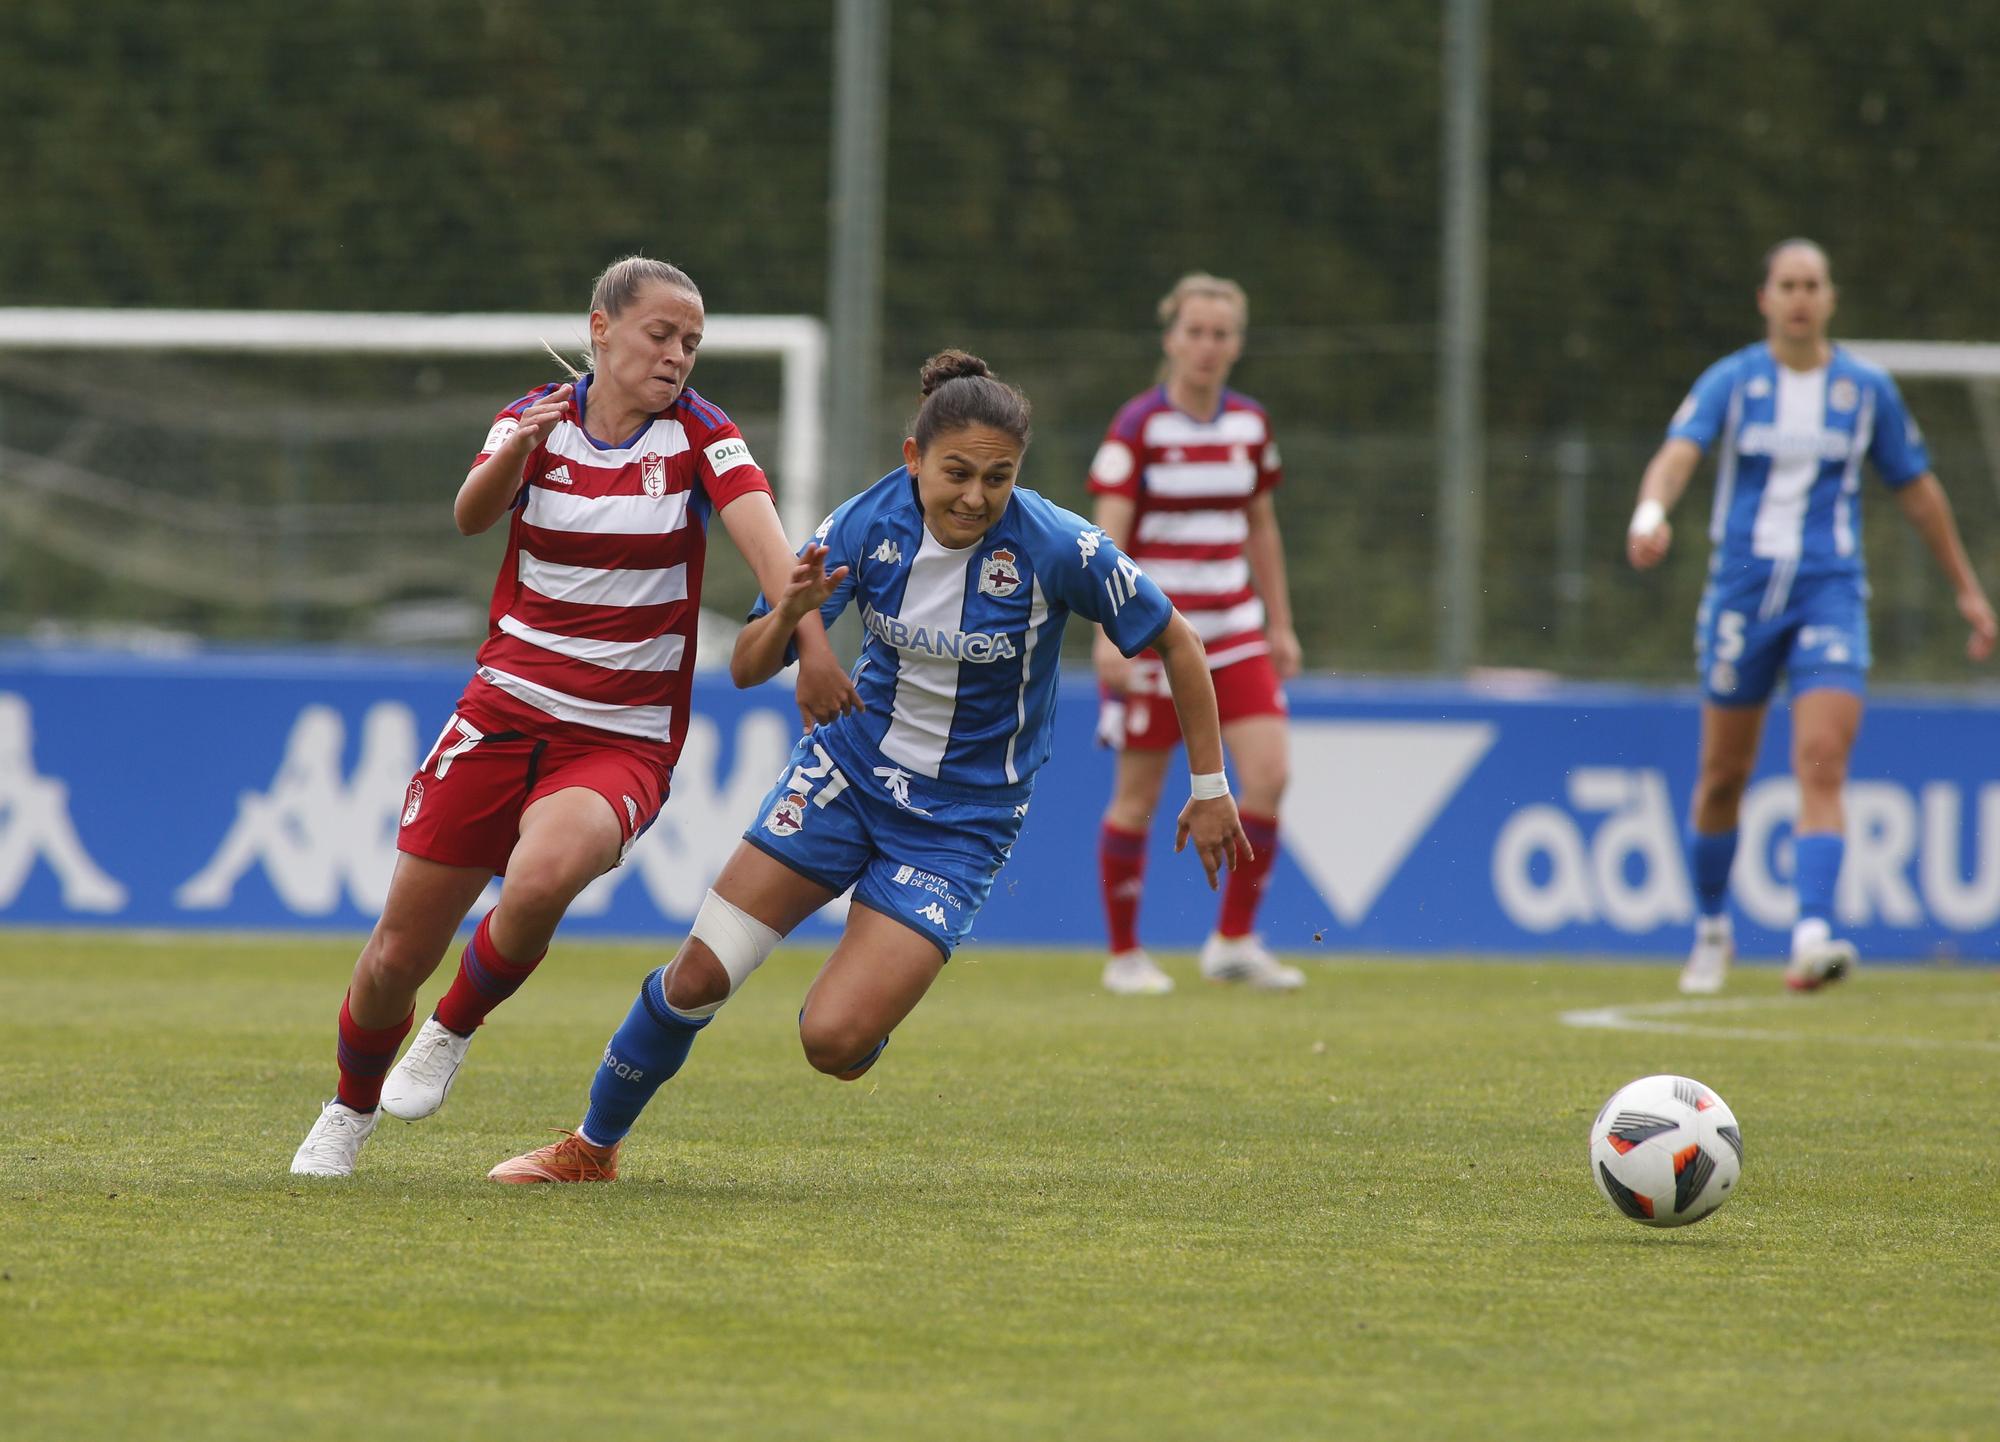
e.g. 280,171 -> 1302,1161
979,547 -> 1021,598
763,792 -> 807,837
1829,378 -> 1860,413
401,779 -> 424,827
641,454 -> 667,499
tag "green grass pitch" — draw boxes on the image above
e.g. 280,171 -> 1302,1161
2,932 -> 1997,1441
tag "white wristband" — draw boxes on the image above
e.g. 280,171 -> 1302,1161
1629,499 -> 1666,537
1189,771 -> 1231,801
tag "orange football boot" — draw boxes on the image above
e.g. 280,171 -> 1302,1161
486,1130 -> 620,1184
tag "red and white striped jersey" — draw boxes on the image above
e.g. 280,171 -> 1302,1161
1087,386 -> 1282,669
457,377 -> 772,764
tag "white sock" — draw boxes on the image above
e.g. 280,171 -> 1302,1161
1791,916 -> 1831,958
1696,914 -> 1731,945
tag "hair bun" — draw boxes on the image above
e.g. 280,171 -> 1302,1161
919,349 -> 992,397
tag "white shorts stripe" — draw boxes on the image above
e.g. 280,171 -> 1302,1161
521,487 -> 690,536
475,666 -> 674,740
1141,556 -> 1251,595
1134,509 -> 1250,546
518,552 -> 688,608
496,613 -> 687,672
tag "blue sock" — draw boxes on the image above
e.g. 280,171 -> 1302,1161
1794,833 -> 1844,925
580,968 -> 710,1146
1688,828 -> 1738,919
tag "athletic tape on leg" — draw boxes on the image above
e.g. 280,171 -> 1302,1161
675,889 -> 782,1018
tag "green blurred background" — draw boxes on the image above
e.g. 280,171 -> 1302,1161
4,1 -> 1997,681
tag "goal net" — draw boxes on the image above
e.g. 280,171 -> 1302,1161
0,308 -> 825,653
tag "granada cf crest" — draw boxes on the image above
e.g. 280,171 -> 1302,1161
641,453 -> 667,499
979,547 -> 1022,598
401,778 -> 424,827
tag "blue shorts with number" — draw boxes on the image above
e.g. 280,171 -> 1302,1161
742,729 -> 1028,958
1695,567 -> 1870,707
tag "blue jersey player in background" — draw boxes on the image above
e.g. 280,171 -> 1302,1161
1627,239 -> 1995,996
489,350 -> 1252,1182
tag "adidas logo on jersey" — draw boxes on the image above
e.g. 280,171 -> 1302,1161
872,537 -> 903,565
915,902 -> 950,928
544,465 -> 574,486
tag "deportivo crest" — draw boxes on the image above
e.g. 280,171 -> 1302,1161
641,454 -> 667,498
401,778 -> 424,827
763,792 -> 807,837
979,547 -> 1021,598
1829,378 -> 1860,413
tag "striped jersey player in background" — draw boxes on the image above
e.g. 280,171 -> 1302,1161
486,351 -> 1251,1183
1628,238 -> 1994,996
291,256 -> 856,1177
1089,274 -> 1304,995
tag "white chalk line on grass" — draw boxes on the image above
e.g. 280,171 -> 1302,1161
1559,993 -> 2000,1054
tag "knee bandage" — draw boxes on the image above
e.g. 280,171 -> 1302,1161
675,890 -> 782,1019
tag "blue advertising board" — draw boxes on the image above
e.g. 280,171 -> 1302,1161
1,646 -> 1995,962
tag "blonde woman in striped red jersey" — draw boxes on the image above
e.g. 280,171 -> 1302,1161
1089,274 -> 1305,994
290,256 -> 858,1177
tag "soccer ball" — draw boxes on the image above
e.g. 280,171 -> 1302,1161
1589,1074 -> 1742,1227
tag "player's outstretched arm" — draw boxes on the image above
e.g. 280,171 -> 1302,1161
455,384 -> 573,535
731,544 -> 849,690
1155,611 -> 1252,889
720,492 -> 860,721
1626,437 -> 1702,570
1894,472 -> 1998,661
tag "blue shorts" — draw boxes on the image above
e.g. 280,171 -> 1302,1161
1695,567 -> 1870,707
742,730 -> 1027,958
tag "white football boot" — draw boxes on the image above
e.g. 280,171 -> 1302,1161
1785,917 -> 1857,993
1199,933 -> 1306,990
290,1100 -> 379,1177
1678,916 -> 1733,995
380,1016 -> 475,1121
1102,948 -> 1175,996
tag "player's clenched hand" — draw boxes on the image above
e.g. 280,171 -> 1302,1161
1269,624 -> 1304,680
1959,588 -> 1998,662
795,649 -> 861,728
508,383 -> 573,455
1627,518 -> 1672,571
1093,631 -> 1133,696
1175,794 -> 1253,891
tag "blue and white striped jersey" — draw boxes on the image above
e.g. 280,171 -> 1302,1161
1669,342 -> 1929,582
753,469 -> 1174,799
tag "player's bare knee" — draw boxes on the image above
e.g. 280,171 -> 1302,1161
799,1016 -> 875,1078
358,926 -> 436,992
1694,761 -> 1752,815
662,944 -> 730,1014
1795,737 -> 1850,789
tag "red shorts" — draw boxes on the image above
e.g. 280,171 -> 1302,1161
1114,649 -> 1288,751
396,708 -> 671,874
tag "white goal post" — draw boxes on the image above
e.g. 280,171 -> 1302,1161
0,306 -> 828,540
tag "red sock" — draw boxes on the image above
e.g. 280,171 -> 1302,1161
1218,812 -> 1281,939
1100,822 -> 1149,954
433,911 -> 546,1036
335,994 -> 413,1113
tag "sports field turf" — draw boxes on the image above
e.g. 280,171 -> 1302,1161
2,932 -> 1996,1441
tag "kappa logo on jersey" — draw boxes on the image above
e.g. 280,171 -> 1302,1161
872,537 -> 903,566
915,902 -> 950,928
1798,625 -> 1853,664
483,418 -> 520,452
705,437 -> 753,476
640,454 -> 667,499
401,778 -> 424,827
892,863 -> 962,910
1671,394 -> 1699,428
543,464 -> 574,486
1746,377 -> 1772,399
763,791 -> 807,836
1829,378 -> 1861,413
1077,528 -> 1104,567
814,514 -> 834,543
872,766 -> 933,816
979,547 -> 1021,598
